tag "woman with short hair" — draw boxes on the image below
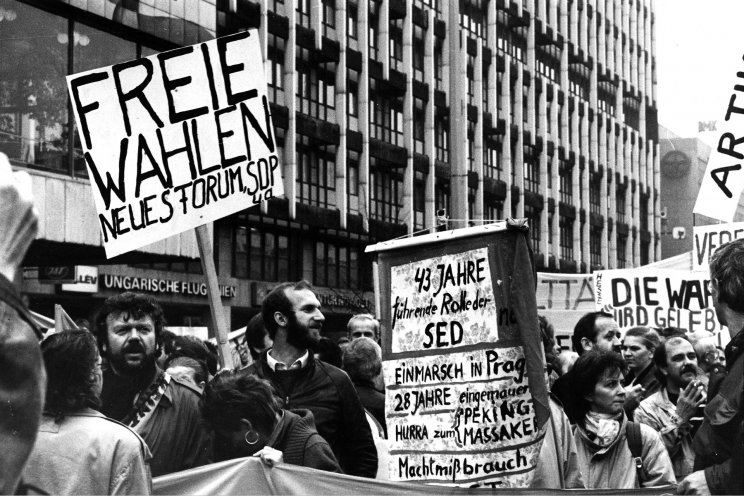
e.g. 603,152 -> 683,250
201,371 -> 341,472
622,326 -> 662,416
565,351 -> 675,489
23,330 -> 151,495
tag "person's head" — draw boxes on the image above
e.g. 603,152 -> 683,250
709,238 -> 744,326
171,335 -> 217,377
201,371 -> 281,461
244,313 -> 272,361
556,350 -> 579,375
538,315 -> 561,362
347,314 -> 380,341
565,351 -> 627,424
157,330 -> 178,369
262,281 -> 324,349
692,336 -> 718,373
654,335 -> 698,391
659,327 -> 687,342
41,330 -> 102,417
572,311 -> 621,355
622,326 -> 660,374
314,337 -> 343,368
343,337 -> 382,383
715,346 -> 726,367
94,292 -> 165,377
165,355 -> 208,390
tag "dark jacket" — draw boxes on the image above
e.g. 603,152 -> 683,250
0,275 -> 44,494
353,380 -> 386,437
271,409 -> 341,473
692,329 -> 744,494
246,353 -> 378,477
623,362 -> 661,420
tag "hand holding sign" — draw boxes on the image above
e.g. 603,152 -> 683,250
0,152 -> 38,282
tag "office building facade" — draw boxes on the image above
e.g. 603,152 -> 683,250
1,0 -> 659,335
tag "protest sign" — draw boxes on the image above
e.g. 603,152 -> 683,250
367,223 -> 548,488
66,30 -> 282,258
536,272 -> 595,349
594,268 -> 724,335
693,57 -> 744,222
692,221 -> 744,271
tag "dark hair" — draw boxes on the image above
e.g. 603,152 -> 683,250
201,371 -> 280,436
261,281 -> 313,340
571,311 -> 614,355
41,330 -> 101,417
244,313 -> 269,360
202,340 -> 219,375
624,326 -> 661,352
653,335 -> 693,385
710,238 -> 744,313
165,354 -> 208,385
563,350 -> 626,425
343,337 -> 382,382
169,335 -> 217,376
161,330 -> 179,356
659,327 -> 687,340
94,292 -> 166,353
314,337 -> 343,368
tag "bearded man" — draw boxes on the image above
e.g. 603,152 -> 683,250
634,336 -> 705,482
244,281 -> 377,477
95,292 -> 210,476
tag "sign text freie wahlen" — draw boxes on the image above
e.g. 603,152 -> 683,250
66,30 -> 282,258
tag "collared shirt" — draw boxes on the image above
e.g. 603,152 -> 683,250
266,348 -> 309,371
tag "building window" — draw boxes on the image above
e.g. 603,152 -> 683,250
559,164 -> 572,203
467,54 -> 476,106
589,176 -> 601,215
369,91 -> 403,147
616,191 -> 626,223
524,204 -> 541,254
267,34 -> 285,105
296,50 -> 336,121
485,142 -> 501,179
435,117 -> 449,162
322,0 -> 336,38
559,216 -> 574,261
414,171 -> 425,230
640,195 -> 649,231
347,5 -> 358,49
390,23 -> 403,71
348,69 -> 359,131
617,233 -> 628,268
485,200 -> 503,222
414,97 -> 425,154
296,0 -> 311,28
525,158 -> 539,193
369,19 -> 379,61
347,150 -> 360,214
434,40 -> 443,91
370,165 -> 402,224
590,227 -> 602,268
413,24 -> 425,82
296,135 -> 336,208
234,227 -> 291,282
314,241 -> 360,289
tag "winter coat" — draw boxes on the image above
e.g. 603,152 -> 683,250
270,409 -> 341,473
531,398 -> 585,489
692,328 -> 744,494
635,387 -> 695,481
573,412 -> 676,489
246,352 -> 378,477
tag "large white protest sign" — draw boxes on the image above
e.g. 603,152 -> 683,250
66,30 -> 282,258
370,225 -> 548,488
693,222 -> 744,272
693,57 -> 744,222
594,268 -> 724,334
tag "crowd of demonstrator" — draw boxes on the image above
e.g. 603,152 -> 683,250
0,151 -> 741,495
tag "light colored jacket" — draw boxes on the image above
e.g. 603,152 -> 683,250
574,413 -> 676,489
531,399 -> 585,489
22,409 -> 152,495
635,388 -> 695,481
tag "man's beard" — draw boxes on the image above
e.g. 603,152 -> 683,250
108,340 -> 156,377
673,363 -> 699,388
286,313 -> 320,350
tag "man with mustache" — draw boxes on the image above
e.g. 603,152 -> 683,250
245,281 -> 377,477
95,292 -> 211,476
634,336 -> 705,481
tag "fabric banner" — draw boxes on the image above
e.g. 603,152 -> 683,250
368,223 -> 549,488
594,268 -> 724,334
536,272 -> 595,348
66,30 -> 282,258
692,221 -> 744,272
152,457 -> 675,495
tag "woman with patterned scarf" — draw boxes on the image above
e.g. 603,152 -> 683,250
563,351 -> 676,489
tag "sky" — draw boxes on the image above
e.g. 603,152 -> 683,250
655,0 -> 744,146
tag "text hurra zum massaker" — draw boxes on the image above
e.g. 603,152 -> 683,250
68,31 -> 279,243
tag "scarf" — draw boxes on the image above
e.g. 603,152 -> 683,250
584,411 -> 622,447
